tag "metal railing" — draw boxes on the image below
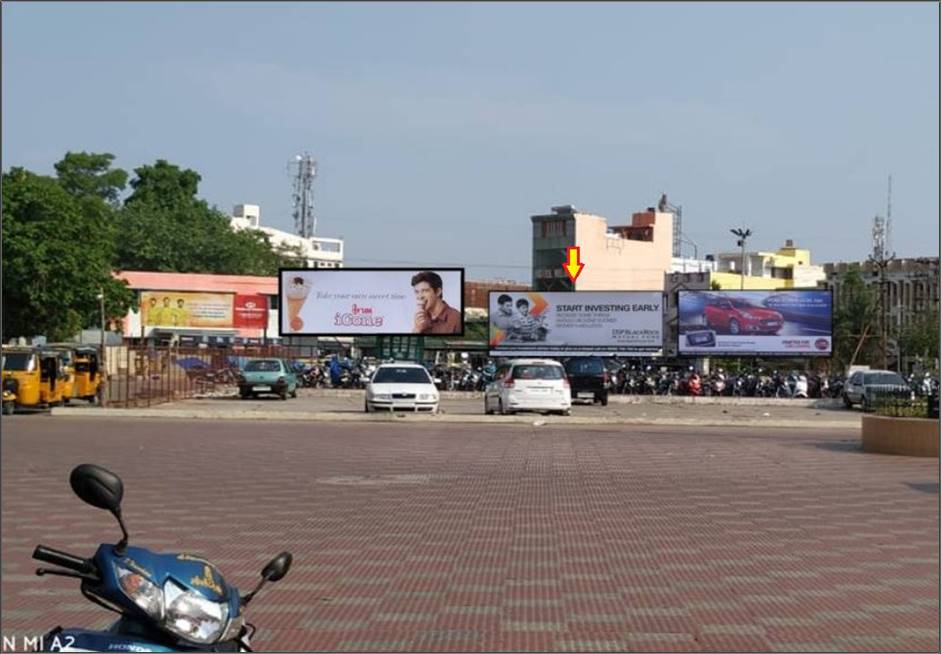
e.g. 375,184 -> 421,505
102,345 -> 321,408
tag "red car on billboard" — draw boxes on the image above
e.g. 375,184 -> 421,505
703,296 -> 784,335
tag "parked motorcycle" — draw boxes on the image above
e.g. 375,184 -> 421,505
32,464 -> 293,652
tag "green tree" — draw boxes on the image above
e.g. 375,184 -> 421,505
832,267 -> 879,370
897,311 -> 940,367
115,159 -> 304,275
54,151 -> 128,206
1,167 -> 134,342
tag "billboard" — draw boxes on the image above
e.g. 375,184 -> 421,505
141,292 -> 234,328
489,291 -> 663,356
279,268 -> 465,336
233,294 -> 269,329
677,289 -> 833,356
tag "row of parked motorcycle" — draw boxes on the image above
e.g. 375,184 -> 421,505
290,356 -> 939,401
599,365 -> 939,399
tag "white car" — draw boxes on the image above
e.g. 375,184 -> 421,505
484,359 -> 571,416
365,363 -> 440,413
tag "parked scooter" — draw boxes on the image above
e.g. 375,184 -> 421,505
32,464 -> 292,652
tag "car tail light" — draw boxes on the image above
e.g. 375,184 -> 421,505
504,379 -> 514,388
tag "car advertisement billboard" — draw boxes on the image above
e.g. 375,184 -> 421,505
279,268 -> 464,336
489,291 -> 663,356
677,289 -> 832,356
140,291 -> 234,328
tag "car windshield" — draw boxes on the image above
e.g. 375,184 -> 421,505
512,365 -> 563,380
566,359 -> 604,374
864,372 -> 905,385
373,367 -> 431,384
729,299 -> 757,309
244,360 -> 281,372
2,352 -> 36,372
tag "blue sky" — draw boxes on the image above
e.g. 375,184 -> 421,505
4,2 -> 938,281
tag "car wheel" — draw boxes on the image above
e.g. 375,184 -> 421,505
728,318 -> 741,335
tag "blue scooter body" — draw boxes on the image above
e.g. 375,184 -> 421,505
37,545 -> 245,652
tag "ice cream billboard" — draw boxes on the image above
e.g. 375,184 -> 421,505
489,291 -> 663,356
140,292 -> 233,328
677,289 -> 833,356
279,268 -> 464,336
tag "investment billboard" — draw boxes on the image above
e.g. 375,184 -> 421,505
489,291 -> 663,356
677,289 -> 833,356
279,268 -> 464,336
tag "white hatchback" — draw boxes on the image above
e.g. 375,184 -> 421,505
365,363 -> 440,413
484,359 -> 571,416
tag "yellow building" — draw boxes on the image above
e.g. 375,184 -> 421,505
712,239 -> 826,290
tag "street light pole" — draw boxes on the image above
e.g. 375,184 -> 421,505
97,288 -> 107,407
730,228 -> 752,290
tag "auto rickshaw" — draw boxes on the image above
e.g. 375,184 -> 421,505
73,346 -> 103,404
1,346 -> 42,413
36,348 -> 68,406
48,344 -> 77,404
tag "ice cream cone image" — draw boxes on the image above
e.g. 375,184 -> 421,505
285,276 -> 312,332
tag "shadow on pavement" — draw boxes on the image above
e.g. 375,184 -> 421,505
809,440 -> 863,453
906,482 -> 940,494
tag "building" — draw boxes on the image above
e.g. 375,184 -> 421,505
115,271 -> 279,346
822,257 -> 940,370
464,280 -> 530,309
532,204 -> 674,291
230,204 -> 344,268
711,239 -> 826,290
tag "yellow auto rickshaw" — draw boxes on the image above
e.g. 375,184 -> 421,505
48,345 -> 77,404
73,346 -> 103,404
36,349 -> 68,406
2,346 -> 42,413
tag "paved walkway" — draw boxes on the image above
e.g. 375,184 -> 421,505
2,416 -> 936,651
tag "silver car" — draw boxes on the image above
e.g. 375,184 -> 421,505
843,369 -> 910,410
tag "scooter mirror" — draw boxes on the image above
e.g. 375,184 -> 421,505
261,551 -> 293,582
70,464 -> 124,513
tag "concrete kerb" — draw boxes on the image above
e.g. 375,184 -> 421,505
244,388 -> 842,408
50,406 -> 859,429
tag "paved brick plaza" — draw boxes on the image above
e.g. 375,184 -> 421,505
1,416 -> 937,652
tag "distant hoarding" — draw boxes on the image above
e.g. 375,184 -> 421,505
677,289 -> 832,356
233,294 -> 269,329
279,268 -> 465,336
489,291 -> 663,357
141,291 -> 233,328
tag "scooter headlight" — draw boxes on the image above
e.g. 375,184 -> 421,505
163,580 -> 230,644
115,565 -> 164,619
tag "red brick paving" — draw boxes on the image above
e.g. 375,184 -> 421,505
1,416 -> 937,652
